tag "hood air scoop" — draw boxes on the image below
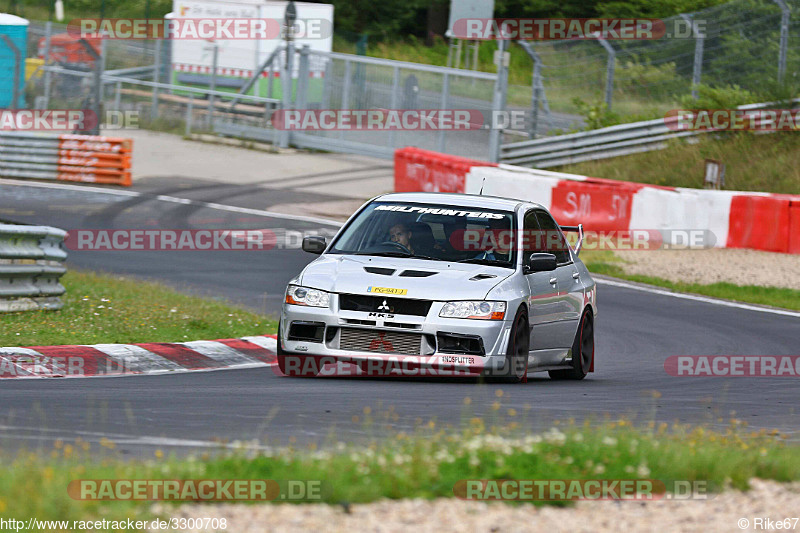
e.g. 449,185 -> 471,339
364,266 -> 395,275
399,270 -> 437,278
469,273 -> 497,281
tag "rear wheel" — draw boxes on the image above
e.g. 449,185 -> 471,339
549,311 -> 594,381
498,307 -> 529,383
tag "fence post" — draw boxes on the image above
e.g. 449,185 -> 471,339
388,65 -> 399,149
296,44 -> 310,110
680,14 -> 705,100
774,0 -> 790,84
185,94 -> 194,137
208,42 -> 219,129
280,41 -> 295,148
595,35 -> 615,109
43,21 -> 52,109
150,38 -> 162,121
0,36 -> 21,110
114,81 -> 122,111
437,72 -> 449,153
488,38 -> 509,163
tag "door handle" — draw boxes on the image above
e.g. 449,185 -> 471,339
549,277 -> 557,284
572,272 -> 580,279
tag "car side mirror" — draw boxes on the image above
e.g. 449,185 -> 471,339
528,252 -> 557,272
302,236 -> 327,254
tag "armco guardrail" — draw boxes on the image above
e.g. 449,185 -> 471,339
500,100 -> 800,168
0,132 -> 132,186
0,224 -> 68,312
395,147 -> 800,255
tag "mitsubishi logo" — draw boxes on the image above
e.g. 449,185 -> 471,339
369,332 -> 395,352
377,299 -> 391,312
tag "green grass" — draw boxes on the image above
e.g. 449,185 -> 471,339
0,416 -> 796,529
557,133 -> 800,195
580,250 -> 800,311
0,270 -> 276,347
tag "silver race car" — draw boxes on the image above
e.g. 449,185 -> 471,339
277,192 -> 597,382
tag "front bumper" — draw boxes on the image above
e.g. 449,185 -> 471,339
279,295 -> 514,374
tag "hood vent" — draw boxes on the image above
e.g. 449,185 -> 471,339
364,266 -> 395,275
469,273 -> 497,281
399,270 -> 437,278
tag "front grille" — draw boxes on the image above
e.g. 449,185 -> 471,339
339,294 -> 431,316
339,328 -> 423,355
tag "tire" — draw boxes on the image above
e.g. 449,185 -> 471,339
497,307 -> 529,383
549,311 -> 594,381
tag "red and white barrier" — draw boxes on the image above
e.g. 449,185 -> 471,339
0,335 -> 277,378
393,147 -> 800,254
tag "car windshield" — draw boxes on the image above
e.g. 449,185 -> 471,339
328,201 -> 517,268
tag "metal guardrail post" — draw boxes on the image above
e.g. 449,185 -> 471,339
0,35 -> 21,110
774,0 -> 790,84
680,14 -> 705,100
0,224 -> 68,313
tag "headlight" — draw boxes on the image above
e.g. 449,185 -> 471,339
285,285 -> 331,307
439,301 -> 506,320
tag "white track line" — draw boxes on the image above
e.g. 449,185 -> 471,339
596,277 -> 800,318
0,178 -> 342,227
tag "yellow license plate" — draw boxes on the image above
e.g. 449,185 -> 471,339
367,286 -> 407,295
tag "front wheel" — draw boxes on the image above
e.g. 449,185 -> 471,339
549,311 -> 594,381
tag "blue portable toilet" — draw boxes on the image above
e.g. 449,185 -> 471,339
0,13 -> 28,109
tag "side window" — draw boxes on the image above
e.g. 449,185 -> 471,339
522,210 -> 541,267
534,210 -> 571,264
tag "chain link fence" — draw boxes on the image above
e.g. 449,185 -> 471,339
510,0 -> 800,131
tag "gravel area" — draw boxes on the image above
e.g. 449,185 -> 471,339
613,248 -> 800,290
162,479 -> 800,533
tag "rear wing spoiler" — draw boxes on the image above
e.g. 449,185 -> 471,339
560,224 -> 584,256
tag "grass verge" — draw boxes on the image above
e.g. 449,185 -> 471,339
556,133 -> 800,195
581,250 -> 800,311
1,417 -> 795,528
0,270 -> 276,347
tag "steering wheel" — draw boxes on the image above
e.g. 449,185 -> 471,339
378,240 -> 413,254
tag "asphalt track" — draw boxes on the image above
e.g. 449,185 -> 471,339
0,178 -> 798,455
